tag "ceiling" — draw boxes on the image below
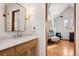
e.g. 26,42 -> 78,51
19,3 -> 74,19
19,3 -> 36,7
48,3 -> 74,19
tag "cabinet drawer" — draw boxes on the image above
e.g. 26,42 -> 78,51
0,47 -> 16,56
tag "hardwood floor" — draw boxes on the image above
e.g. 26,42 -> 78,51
47,40 -> 74,56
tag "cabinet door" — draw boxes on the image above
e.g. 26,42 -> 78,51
0,52 -> 2,56
16,44 -> 26,56
26,46 -> 38,56
16,39 -> 38,56
19,52 -> 28,56
26,40 -> 38,56
30,47 -> 37,56
0,47 -> 16,56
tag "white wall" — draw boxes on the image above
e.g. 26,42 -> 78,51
54,7 -> 74,40
76,3 -> 79,56
0,4 -> 5,33
48,15 -> 55,31
34,4 -> 46,56
23,3 -> 46,56
0,3 -> 11,37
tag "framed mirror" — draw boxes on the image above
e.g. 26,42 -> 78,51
5,3 -> 26,32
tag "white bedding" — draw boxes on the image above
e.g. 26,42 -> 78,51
49,36 -> 60,42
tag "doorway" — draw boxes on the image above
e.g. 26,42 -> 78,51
45,3 -> 76,56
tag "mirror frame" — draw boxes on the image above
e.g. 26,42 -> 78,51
5,3 -> 26,32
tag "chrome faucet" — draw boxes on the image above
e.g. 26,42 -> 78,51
16,30 -> 23,38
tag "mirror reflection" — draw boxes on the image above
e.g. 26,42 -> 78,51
5,3 -> 26,32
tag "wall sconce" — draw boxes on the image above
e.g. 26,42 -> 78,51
3,13 -> 9,17
3,14 -> 6,17
25,16 -> 30,22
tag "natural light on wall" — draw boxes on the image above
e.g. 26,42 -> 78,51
64,19 -> 68,24
64,19 -> 68,29
25,7 -> 34,22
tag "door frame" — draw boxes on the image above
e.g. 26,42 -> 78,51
45,3 -> 48,56
74,3 -> 76,56
12,9 -> 20,31
45,3 -> 76,56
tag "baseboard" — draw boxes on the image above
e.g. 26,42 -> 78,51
61,39 -> 69,41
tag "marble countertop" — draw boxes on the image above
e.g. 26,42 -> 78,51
0,35 -> 37,51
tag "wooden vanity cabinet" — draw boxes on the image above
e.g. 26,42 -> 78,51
15,43 -> 27,56
0,39 -> 38,56
0,47 -> 16,56
16,39 -> 38,56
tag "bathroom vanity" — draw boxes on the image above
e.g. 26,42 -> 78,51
0,36 -> 38,56
0,3 -> 39,56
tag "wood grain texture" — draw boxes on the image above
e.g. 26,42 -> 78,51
45,3 -> 48,56
0,47 -> 16,56
74,3 -> 76,56
0,39 -> 38,56
16,39 -> 38,56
